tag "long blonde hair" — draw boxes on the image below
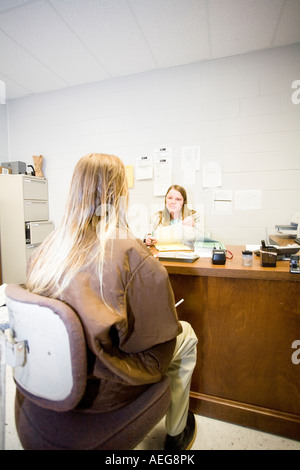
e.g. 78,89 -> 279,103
26,153 -> 129,298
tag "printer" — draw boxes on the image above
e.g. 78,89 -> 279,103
275,212 -> 300,239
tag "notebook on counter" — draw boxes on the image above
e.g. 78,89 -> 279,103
157,251 -> 199,263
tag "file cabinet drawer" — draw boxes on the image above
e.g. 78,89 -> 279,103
23,177 -> 48,200
24,200 -> 49,221
26,244 -> 40,262
25,221 -> 54,245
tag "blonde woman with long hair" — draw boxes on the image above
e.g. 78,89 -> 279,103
145,185 -> 202,246
26,153 -> 197,450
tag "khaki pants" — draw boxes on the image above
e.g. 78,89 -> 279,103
165,321 -> 198,436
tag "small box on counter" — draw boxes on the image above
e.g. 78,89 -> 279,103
212,248 -> 226,265
260,240 -> 277,267
0,166 -> 12,174
1,161 -> 26,174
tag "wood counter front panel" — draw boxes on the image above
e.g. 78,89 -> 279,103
163,247 -> 300,440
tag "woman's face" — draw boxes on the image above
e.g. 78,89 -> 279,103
166,189 -> 184,219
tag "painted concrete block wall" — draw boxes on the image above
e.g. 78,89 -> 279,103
0,105 -> 8,162
5,43 -> 300,245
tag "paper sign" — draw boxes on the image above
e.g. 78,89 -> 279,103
202,162 -> 222,188
154,148 -> 172,196
181,146 -> 200,170
136,155 -> 153,180
212,190 -> 233,214
234,190 -> 262,210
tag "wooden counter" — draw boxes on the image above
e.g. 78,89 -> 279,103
157,245 -> 300,441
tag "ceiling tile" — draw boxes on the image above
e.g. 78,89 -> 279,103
0,72 -> 31,100
0,0 -> 33,13
0,30 -> 68,95
0,0 -> 110,85
128,0 -> 211,66
273,0 -> 300,46
208,0 -> 284,58
50,0 -> 158,76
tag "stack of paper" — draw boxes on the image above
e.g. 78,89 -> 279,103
158,251 -> 199,263
155,243 -> 192,252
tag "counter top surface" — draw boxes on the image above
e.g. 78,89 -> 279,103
152,245 -> 300,281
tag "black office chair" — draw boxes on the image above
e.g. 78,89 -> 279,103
5,284 -> 170,450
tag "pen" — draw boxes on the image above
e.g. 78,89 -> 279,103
175,299 -> 184,307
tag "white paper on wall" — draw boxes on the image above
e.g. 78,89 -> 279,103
202,162 -> 222,188
181,146 -> 200,170
183,168 -> 196,185
234,189 -> 262,210
212,189 -> 233,214
136,155 -> 153,180
153,148 -> 172,196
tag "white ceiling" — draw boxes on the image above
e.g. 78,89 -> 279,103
0,0 -> 300,101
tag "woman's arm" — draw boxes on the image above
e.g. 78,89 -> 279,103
144,212 -> 161,245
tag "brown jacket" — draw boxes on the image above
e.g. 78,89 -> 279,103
60,234 -> 182,412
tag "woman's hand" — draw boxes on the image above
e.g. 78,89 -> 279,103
182,216 -> 195,227
145,234 -> 158,246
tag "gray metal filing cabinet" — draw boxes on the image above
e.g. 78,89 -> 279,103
0,175 -> 54,283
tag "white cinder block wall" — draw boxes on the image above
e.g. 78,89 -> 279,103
0,105 -> 8,161
4,43 -> 300,245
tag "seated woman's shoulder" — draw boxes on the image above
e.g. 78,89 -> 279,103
113,231 -> 149,255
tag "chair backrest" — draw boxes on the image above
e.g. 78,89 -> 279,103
5,284 -> 87,412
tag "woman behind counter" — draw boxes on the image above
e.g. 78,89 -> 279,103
145,185 -> 202,246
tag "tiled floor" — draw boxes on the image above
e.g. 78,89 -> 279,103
3,368 -> 300,451
135,416 -> 300,451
